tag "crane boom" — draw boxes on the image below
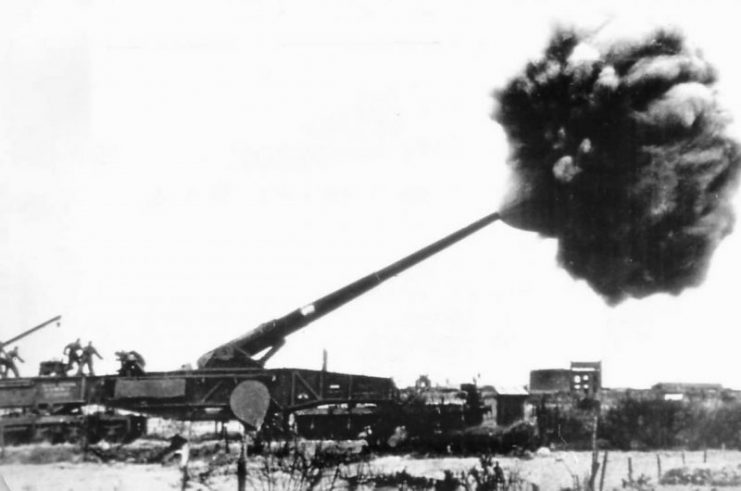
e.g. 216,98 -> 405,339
2,315 -> 62,346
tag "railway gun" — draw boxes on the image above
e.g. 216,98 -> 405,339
0,208 -> 521,444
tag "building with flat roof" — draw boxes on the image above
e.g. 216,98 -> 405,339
529,361 -> 601,396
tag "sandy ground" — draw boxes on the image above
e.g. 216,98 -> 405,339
1,448 -> 740,490
1,463 -> 187,491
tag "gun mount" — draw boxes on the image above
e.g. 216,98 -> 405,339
1,315 -> 62,348
198,211 -> 504,369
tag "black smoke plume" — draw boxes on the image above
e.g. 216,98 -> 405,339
494,28 -> 741,304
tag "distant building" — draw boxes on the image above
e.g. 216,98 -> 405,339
495,385 -> 530,426
570,361 -> 601,396
529,361 -> 602,396
529,369 -> 572,394
598,383 -> 741,409
480,385 -> 530,426
651,382 -> 724,402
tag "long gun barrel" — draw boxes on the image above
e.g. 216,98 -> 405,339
198,211 -> 504,368
2,315 -> 62,347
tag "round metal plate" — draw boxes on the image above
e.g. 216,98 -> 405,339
229,380 -> 270,430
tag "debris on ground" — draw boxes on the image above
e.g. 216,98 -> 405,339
660,464 -> 741,486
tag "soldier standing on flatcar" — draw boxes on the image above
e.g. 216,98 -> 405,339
0,342 -> 6,378
79,341 -> 103,376
0,347 -> 24,378
63,338 -> 83,373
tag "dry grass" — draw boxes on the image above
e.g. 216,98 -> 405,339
1,447 -> 741,490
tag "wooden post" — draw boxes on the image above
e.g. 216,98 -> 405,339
656,453 -> 662,481
0,422 -> 5,460
179,441 -> 190,491
703,448 -> 707,463
222,421 -> 230,454
598,451 -> 608,491
237,432 -> 247,491
588,413 -> 600,490
681,451 -> 686,465
628,456 -> 633,483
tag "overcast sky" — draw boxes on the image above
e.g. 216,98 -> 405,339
2,0 -> 741,390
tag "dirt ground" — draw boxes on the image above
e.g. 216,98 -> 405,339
1,447 -> 740,490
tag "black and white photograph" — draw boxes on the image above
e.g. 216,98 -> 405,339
1,1 -> 741,489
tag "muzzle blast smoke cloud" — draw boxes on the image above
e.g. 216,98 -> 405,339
495,28 -> 741,304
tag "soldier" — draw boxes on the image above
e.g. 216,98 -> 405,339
0,346 -> 24,378
115,351 -> 128,375
0,342 -> 6,378
63,338 -> 83,373
79,341 -> 103,376
116,350 -> 146,376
